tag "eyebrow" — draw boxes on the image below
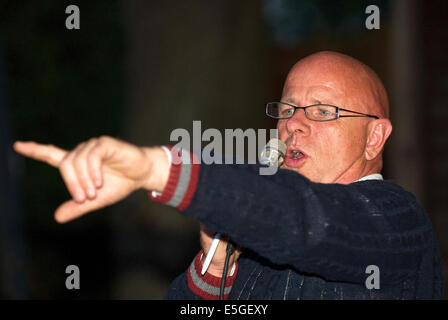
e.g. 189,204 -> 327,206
282,96 -> 332,107
282,98 -> 324,106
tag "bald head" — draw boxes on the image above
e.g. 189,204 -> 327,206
285,51 -> 389,118
277,51 -> 393,184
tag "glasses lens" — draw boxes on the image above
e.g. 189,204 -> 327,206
306,105 -> 337,121
266,103 -> 294,119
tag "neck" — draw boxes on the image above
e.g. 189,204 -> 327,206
334,158 -> 382,184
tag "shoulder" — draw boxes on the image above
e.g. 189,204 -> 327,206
351,179 -> 420,207
350,179 -> 433,229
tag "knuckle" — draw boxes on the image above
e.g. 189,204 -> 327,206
88,144 -> 100,157
58,158 -> 70,171
73,155 -> 84,169
59,168 -> 75,186
59,168 -> 76,186
76,142 -> 86,150
73,167 -> 90,187
98,135 -> 110,144
87,137 -> 98,145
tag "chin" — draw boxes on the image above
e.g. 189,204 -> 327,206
281,165 -> 325,183
282,164 -> 305,176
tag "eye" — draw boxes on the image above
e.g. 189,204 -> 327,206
280,108 -> 294,117
315,106 -> 336,118
318,109 -> 331,116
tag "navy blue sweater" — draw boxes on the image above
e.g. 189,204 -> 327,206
161,162 -> 444,299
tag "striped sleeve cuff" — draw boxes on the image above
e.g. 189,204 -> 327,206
187,251 -> 238,300
149,146 -> 200,211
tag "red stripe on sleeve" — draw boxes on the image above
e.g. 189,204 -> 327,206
187,251 -> 238,300
149,146 -> 181,204
177,151 -> 200,211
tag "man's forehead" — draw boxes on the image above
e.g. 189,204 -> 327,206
286,57 -> 354,88
282,80 -> 346,105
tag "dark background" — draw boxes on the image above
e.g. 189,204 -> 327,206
0,0 -> 447,299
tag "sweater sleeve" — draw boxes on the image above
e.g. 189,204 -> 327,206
164,251 -> 238,300
150,147 -> 238,299
151,148 -> 435,286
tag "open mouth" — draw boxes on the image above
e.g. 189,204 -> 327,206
287,147 -> 306,159
284,147 -> 308,168
290,150 -> 304,160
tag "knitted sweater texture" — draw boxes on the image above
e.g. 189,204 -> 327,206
153,149 -> 444,300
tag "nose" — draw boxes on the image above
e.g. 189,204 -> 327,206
285,108 -> 311,136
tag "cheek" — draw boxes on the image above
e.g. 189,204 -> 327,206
314,127 -> 349,159
277,121 -> 288,139
318,133 -> 341,158
322,126 -> 364,161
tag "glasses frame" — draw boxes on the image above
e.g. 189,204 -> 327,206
266,101 -> 380,122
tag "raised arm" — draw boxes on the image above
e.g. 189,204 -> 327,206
13,136 -> 169,223
155,154 -> 435,285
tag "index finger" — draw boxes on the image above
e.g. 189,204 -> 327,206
13,141 -> 67,168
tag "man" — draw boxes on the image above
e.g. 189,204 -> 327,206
13,51 -> 444,299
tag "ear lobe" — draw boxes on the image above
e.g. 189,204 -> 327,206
365,119 -> 393,161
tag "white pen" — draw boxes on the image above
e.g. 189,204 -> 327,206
201,233 -> 221,275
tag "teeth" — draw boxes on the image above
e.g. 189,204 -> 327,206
291,150 -> 303,159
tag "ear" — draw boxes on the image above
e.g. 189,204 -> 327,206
365,119 -> 393,161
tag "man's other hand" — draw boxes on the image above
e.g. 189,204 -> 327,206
200,223 -> 242,277
13,136 -> 169,223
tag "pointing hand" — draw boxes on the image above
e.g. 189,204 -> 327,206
13,136 -> 169,223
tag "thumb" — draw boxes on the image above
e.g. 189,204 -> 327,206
54,198 -> 111,223
199,223 -> 214,238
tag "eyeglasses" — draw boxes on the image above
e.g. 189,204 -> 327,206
265,102 -> 379,122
